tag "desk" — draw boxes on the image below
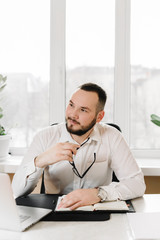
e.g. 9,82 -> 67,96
0,194 -> 160,240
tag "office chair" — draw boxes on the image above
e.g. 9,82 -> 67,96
40,122 -> 120,194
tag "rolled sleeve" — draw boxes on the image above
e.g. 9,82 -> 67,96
100,128 -> 146,201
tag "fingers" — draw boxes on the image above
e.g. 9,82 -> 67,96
58,196 -> 82,210
61,149 -> 73,158
69,202 -> 82,210
58,153 -> 73,162
58,142 -> 80,162
57,189 -> 100,211
63,142 -> 80,155
35,142 -> 80,168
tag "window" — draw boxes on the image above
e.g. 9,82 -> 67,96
131,0 -> 160,149
1,0 -> 159,158
0,0 -> 50,151
52,0 -> 160,158
65,0 -> 115,123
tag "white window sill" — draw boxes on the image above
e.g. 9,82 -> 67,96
0,155 -> 160,176
136,158 -> 160,176
0,155 -> 23,173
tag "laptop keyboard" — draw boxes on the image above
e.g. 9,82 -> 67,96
19,214 -> 30,223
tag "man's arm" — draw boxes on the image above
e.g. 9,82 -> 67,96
57,172 -> 145,211
58,169 -> 145,210
12,130 -> 79,198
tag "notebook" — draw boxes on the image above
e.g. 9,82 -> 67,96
0,173 -> 52,232
55,195 -> 129,211
16,194 -> 111,221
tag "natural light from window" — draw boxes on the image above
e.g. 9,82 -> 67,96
0,0 -> 50,149
65,0 -> 115,123
131,0 -> 160,149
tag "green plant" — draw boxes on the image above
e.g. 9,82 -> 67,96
151,114 -> 160,127
0,74 -> 7,135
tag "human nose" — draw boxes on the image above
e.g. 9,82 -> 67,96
70,108 -> 79,119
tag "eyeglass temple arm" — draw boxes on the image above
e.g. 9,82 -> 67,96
81,153 -> 96,178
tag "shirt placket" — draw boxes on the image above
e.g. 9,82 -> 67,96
72,149 -> 83,190
72,140 -> 94,189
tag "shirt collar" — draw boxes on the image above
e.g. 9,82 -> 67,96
59,122 -> 101,144
59,123 -> 74,143
89,123 -> 101,143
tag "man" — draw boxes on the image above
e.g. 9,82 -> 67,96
12,83 -> 146,210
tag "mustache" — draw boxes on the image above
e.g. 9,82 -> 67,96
67,117 -> 80,125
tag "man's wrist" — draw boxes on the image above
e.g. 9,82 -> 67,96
34,154 -> 45,168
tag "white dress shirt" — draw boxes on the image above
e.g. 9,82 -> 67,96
12,123 -> 146,200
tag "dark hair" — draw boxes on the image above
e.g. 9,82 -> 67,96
79,82 -> 107,112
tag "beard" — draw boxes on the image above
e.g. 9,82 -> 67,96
66,117 -> 97,136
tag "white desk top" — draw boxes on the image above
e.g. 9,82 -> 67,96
0,194 -> 160,240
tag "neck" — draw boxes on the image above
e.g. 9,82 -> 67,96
71,128 -> 94,144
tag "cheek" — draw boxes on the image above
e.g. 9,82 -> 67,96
81,113 -> 95,123
66,106 -> 70,116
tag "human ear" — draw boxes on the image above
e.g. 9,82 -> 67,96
96,110 -> 105,123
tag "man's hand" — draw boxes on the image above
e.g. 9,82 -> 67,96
35,142 -> 80,168
57,188 -> 101,210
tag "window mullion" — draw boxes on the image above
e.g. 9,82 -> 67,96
50,0 -> 66,124
114,0 -> 131,143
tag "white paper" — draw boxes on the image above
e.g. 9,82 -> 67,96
94,200 -> 129,211
55,196 -> 129,211
127,212 -> 160,239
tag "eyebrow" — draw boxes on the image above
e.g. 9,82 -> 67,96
69,100 -> 91,112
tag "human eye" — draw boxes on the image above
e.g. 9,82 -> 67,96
69,102 -> 74,107
81,108 -> 87,113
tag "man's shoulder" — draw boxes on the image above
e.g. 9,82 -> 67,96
98,122 -> 119,130
97,122 -> 121,136
35,123 -> 65,138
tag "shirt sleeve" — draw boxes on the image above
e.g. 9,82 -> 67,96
12,132 -> 44,198
99,129 -> 146,201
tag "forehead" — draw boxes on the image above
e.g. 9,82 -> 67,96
70,89 -> 99,109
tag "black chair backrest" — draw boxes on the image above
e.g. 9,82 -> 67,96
107,123 -> 121,132
40,122 -> 120,193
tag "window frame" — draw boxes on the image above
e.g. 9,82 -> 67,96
50,0 -> 160,159
11,0 -> 160,158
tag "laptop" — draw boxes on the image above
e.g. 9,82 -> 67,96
0,173 -> 52,232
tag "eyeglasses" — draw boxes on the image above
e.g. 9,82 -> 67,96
70,153 -> 96,179
69,137 -> 96,179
